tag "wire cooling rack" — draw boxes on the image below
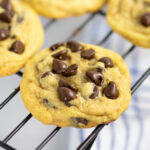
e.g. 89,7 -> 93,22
0,9 -> 150,150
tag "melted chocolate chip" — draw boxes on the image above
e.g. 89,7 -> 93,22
52,59 -> 67,74
43,98 -> 57,109
0,11 -> 12,23
43,98 -> 48,104
0,0 -> 14,22
7,25 -> 11,30
65,102 -> 75,107
9,40 -> 25,54
141,13 -> 150,27
96,67 -> 105,73
50,42 -> 64,51
81,49 -> 95,59
67,41 -> 83,52
72,118 -> 88,126
0,28 -> 9,41
86,70 -> 104,86
1,0 -> 14,15
62,64 -> 78,76
0,0 -> 13,11
17,16 -> 24,23
10,35 -> 16,39
41,71 -> 51,78
52,49 -> 70,60
103,81 -> 119,99
58,87 -> 77,102
59,79 -> 77,92
99,57 -> 114,68
89,85 -> 99,99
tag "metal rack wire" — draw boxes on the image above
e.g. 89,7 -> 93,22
0,10 -> 150,150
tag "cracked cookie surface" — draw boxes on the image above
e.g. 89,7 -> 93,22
20,41 -> 131,128
0,0 -> 44,76
107,0 -> 150,48
22,0 -> 107,18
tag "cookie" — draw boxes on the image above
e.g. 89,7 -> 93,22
20,41 -> 131,128
22,0 -> 107,18
107,0 -> 150,48
0,0 -> 44,77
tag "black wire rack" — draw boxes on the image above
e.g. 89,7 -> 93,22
0,10 -> 150,150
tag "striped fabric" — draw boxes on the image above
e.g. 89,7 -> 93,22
68,15 -> 150,150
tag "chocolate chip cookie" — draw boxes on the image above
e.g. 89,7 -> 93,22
0,0 -> 43,76
22,0 -> 107,18
20,41 -> 131,128
107,0 -> 150,48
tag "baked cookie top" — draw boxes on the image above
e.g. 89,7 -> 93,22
20,41 -> 131,128
107,0 -> 150,48
22,0 -> 107,18
0,0 -> 43,76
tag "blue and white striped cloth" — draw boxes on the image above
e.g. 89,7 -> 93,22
68,15 -> 150,150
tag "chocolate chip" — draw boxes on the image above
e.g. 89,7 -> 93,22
72,118 -> 88,126
67,40 -> 83,52
81,49 -> 95,59
0,28 -> 9,41
1,0 -> 13,11
41,71 -> 51,78
58,87 -> 77,102
17,16 -> 24,23
43,98 -> 57,109
0,11 -> 12,23
9,40 -> 25,54
0,0 -> 14,23
1,0 -> 14,17
86,70 -> 104,86
10,35 -> 16,39
99,57 -> 114,68
103,81 -> 119,99
65,102 -> 75,107
96,67 -> 105,73
59,79 -> 77,92
62,64 -> 78,76
59,79 -> 70,88
89,85 -> 99,99
7,25 -> 11,30
141,13 -> 150,27
52,59 -> 67,74
50,42 -> 64,51
43,98 -> 49,105
52,49 -> 70,60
